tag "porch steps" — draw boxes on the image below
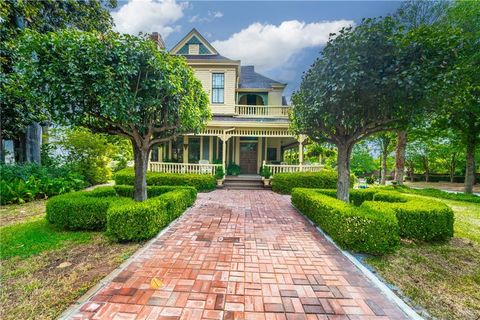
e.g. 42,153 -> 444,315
223,175 -> 267,190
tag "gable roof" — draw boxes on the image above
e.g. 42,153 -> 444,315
239,66 -> 286,89
170,28 -> 218,55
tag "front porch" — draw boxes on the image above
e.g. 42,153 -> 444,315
148,127 -> 323,176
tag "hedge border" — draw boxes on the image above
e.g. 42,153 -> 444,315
271,170 -> 354,194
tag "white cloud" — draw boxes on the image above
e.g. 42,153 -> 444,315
212,20 -> 354,72
112,0 -> 185,37
189,10 -> 223,23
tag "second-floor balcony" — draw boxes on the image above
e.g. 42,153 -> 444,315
234,105 -> 290,118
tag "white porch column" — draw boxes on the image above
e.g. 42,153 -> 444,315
221,137 -> 227,171
298,134 -> 307,171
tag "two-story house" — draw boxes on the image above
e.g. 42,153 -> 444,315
150,29 -> 315,176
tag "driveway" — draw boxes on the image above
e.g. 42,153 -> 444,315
70,190 -> 408,319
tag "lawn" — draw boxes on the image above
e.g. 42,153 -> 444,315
366,196 -> 480,319
0,201 -> 141,320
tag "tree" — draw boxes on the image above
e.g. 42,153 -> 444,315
434,1 -> 480,193
291,17 -> 427,202
392,0 -> 449,185
372,132 -> 396,184
15,30 -> 210,201
0,0 -> 116,163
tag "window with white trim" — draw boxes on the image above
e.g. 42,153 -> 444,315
212,73 -> 224,104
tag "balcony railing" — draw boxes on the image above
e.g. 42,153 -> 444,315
263,162 -> 324,176
148,162 -> 222,175
235,105 -> 290,118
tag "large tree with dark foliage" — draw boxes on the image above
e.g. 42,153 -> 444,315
291,16 -> 457,202
0,0 -> 116,163
15,30 -> 210,201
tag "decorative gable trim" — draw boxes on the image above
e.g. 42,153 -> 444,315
171,28 -> 218,55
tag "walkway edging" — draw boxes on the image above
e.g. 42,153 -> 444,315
292,204 -> 423,320
57,205 -> 194,320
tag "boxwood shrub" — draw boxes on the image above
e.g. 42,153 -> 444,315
291,188 -> 400,255
114,168 -> 216,192
46,191 -> 127,230
272,170 -> 354,194
106,188 -> 196,242
46,186 -> 197,241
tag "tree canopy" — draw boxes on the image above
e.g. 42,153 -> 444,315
15,30 -> 210,201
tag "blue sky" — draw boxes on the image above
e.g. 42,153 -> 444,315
113,1 -> 403,99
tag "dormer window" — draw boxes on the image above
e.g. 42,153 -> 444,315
188,44 -> 200,55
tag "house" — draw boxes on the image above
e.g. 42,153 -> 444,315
150,29 -> 318,176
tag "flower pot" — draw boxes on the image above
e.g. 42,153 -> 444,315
263,179 -> 271,186
217,179 -> 224,187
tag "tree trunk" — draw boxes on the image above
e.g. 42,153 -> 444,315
132,142 -> 150,201
423,158 -> 429,182
25,123 -> 42,164
465,139 -> 476,194
395,130 -> 407,185
336,143 -> 353,203
380,150 -> 388,185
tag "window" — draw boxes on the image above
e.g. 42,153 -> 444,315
267,147 -> 277,161
212,73 -> 224,104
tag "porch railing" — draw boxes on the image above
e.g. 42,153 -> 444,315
148,162 -> 222,175
235,105 -> 290,118
263,163 -> 324,176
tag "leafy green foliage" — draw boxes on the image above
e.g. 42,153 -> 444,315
271,171 -> 351,194
260,166 -> 272,179
227,163 -> 241,175
0,163 -> 86,204
15,29 -> 210,201
292,188 -> 400,254
0,0 -> 116,141
46,185 -> 197,242
214,166 -> 225,180
106,189 -> 196,242
350,142 -> 376,176
114,168 -> 216,192
59,128 -> 115,185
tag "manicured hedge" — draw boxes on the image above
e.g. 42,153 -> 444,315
272,170 -> 354,194
105,188 -> 196,242
114,168 -> 216,192
291,188 -> 400,254
46,186 -> 197,241
291,188 -> 454,253
46,190 -> 126,230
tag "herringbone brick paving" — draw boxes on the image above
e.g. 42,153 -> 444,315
71,190 -> 408,319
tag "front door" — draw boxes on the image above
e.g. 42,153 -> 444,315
240,142 -> 258,174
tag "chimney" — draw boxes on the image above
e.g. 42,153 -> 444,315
149,32 -> 165,50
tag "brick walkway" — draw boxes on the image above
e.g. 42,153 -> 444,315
72,190 -> 408,320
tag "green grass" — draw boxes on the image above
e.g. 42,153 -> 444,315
0,201 -> 141,320
0,217 -> 92,259
366,196 -> 480,319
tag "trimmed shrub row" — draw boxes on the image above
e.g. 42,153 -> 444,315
114,168 -> 216,192
292,188 -> 400,254
46,185 -> 197,242
271,170 -> 354,194
292,188 -> 454,254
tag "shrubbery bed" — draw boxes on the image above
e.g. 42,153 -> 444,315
292,188 -> 454,254
46,185 -> 196,242
271,170 -> 354,194
114,168 -> 216,192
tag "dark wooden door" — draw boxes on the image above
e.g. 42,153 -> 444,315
240,142 -> 258,174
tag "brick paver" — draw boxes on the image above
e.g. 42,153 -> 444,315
72,190 -> 408,319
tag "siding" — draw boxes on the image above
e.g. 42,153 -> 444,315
191,66 -> 237,115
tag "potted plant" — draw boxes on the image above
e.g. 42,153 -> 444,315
261,165 -> 272,186
215,167 -> 225,187
227,163 -> 241,176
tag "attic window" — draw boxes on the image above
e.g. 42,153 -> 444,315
188,44 -> 200,55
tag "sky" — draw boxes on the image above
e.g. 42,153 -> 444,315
112,0 -> 404,99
